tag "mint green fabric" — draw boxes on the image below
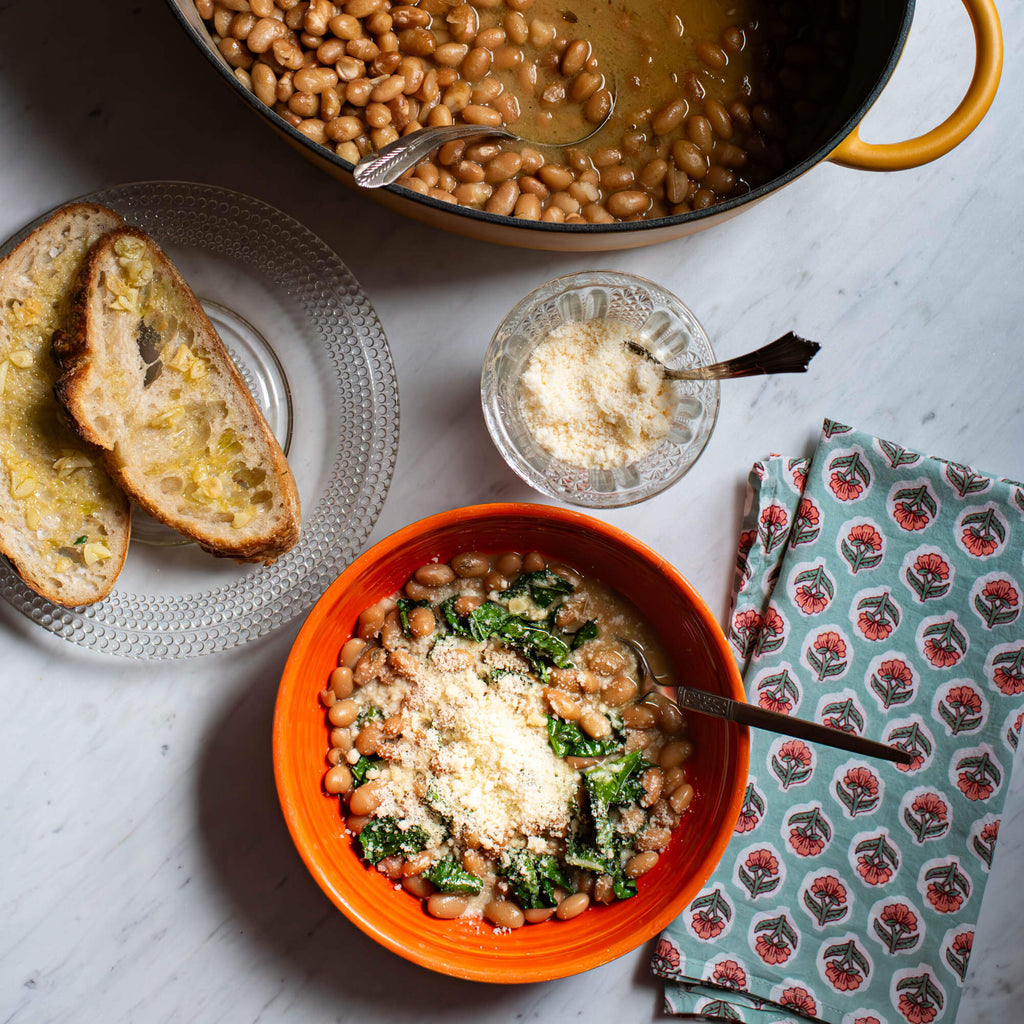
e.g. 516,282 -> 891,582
651,420 -> 1024,1024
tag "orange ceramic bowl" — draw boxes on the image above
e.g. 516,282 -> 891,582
274,502 -> 749,982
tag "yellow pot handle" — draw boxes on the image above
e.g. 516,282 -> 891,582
829,0 -> 1002,171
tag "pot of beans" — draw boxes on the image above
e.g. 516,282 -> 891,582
274,503 -> 750,981
169,0 -> 1002,251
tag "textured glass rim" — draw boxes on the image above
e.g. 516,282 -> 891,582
481,270 -> 721,509
0,181 -> 399,659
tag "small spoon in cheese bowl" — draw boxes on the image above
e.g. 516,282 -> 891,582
624,331 -> 821,382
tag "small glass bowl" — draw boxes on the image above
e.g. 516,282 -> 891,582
481,271 -> 721,508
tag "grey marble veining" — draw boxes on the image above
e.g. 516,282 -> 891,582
1,1 -> 1023,1021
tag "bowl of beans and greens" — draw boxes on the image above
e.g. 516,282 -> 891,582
167,0 -> 1000,251
274,503 -> 749,982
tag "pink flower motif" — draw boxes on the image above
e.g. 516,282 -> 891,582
880,903 -> 918,931
993,665 -> 1024,695
962,528 -> 999,556
899,994 -> 938,1023
914,552 -> 949,579
789,829 -> 825,857
814,630 -> 847,657
734,810 -> 760,834
810,875 -> 847,901
848,523 -> 882,551
924,638 -> 962,668
957,772 -> 994,802
652,937 -> 680,972
854,1017 -> 883,1024
912,793 -> 948,821
793,466 -> 808,491
893,502 -> 930,530
762,606 -> 784,636
843,767 -> 879,796
856,855 -> 892,886
982,579 -> 1019,606
711,959 -> 746,989
830,472 -> 863,501
733,609 -> 763,633
795,583 -> 829,614
946,685 -> 982,713
926,883 -> 963,914
761,504 -> 788,528
780,986 -> 817,1014
738,530 -> 756,556
691,911 -> 725,940
980,820 -> 1000,844
951,931 -> 973,956
778,739 -> 812,767
754,934 -> 791,964
744,849 -> 779,874
825,959 -> 863,992
758,690 -> 792,714
858,610 -> 893,641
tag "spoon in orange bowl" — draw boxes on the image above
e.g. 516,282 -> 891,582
621,637 -> 912,766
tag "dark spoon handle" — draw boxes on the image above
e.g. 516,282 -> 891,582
676,687 -> 912,766
652,331 -> 821,381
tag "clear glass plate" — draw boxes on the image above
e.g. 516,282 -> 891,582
0,182 -> 399,658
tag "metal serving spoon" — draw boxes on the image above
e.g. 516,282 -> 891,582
626,331 -> 820,382
620,637 -> 912,766
353,80 -> 617,189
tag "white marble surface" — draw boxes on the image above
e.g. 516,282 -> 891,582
2,1 -> 1023,1021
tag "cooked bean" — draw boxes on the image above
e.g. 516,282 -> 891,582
330,727 -> 353,750
584,88 -> 612,123
453,181 -> 492,205
485,179 -> 519,216
652,97 -> 687,136
696,40 -> 728,70
353,644 -> 387,685
578,670 -> 600,694
402,875 -> 435,898
669,783 -> 695,814
601,674 -> 637,707
454,593 -> 484,615
346,814 -> 370,835
640,767 -> 663,807
545,687 -> 582,721
460,46 -> 491,81
579,708 -> 611,739
434,41 -> 469,66
462,849 -> 488,877
407,606 -> 436,638
328,698 -> 359,727
414,562 -> 456,587
324,764 -> 353,794
485,899 -> 525,929
672,139 -> 708,179
600,165 -> 635,192
686,115 -> 714,154
427,893 -> 469,919
329,666 -> 354,700
404,579 -> 436,601
660,739 -> 694,769
657,701 -> 687,734
379,609 -> 402,649
560,39 -> 589,77
349,781 -> 382,815
556,893 -> 590,920
451,552 -> 489,577
524,907 -> 556,924
586,643 -> 626,676
461,103 -> 502,126
446,4 -> 478,43
319,684 -> 337,708
514,194 -> 541,220
714,142 -> 748,169
624,851 -> 659,878
635,826 -> 673,852
355,721 -> 384,756
622,703 -> 658,729
593,875 -> 615,904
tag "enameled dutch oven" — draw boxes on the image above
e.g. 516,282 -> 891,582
166,0 -> 1002,252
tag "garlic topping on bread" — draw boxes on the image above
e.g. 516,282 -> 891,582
53,227 -> 300,564
0,203 -> 131,606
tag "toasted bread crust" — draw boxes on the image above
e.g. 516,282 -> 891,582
52,227 -> 300,563
0,203 -> 130,606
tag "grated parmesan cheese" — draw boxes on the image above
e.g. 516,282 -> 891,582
372,644 -> 579,854
519,318 -> 672,470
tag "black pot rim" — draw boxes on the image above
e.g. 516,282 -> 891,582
165,0 -> 917,235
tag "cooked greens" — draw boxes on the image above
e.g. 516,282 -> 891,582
357,816 -> 428,864
545,714 -> 624,758
500,849 -> 570,908
422,857 -> 483,894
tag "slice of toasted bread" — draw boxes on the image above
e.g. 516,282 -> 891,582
53,227 -> 300,563
0,203 -> 131,606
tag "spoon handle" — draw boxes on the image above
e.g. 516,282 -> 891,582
637,331 -> 820,381
353,125 -> 516,188
675,687 -> 912,765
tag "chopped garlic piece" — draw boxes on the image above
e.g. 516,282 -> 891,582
83,541 -> 112,566
149,407 -> 184,429
9,297 -> 43,326
8,350 -> 32,368
164,344 -> 194,373
0,360 -> 8,395
12,467 -> 37,499
188,358 -> 208,380
25,508 -> 41,530
232,508 -> 257,529
53,453 -> 93,477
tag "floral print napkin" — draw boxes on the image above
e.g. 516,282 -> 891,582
651,419 -> 1024,1024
